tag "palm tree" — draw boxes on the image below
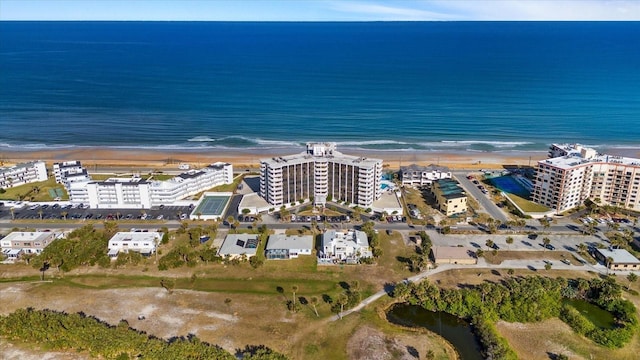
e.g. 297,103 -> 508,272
336,293 -> 349,319
38,209 -> 44,220
309,296 -> 320,317
226,216 -> 234,230
485,239 -> 494,251
627,273 -> 638,290
606,256 -> 614,274
542,237 -> 551,251
292,285 -> 299,306
505,236 -> 514,250
61,211 -> 68,220
10,207 -> 15,220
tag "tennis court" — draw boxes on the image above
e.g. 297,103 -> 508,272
191,192 -> 232,220
490,176 -> 530,198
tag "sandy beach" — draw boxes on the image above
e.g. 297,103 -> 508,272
0,146 -> 552,171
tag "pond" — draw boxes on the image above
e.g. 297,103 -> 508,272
386,303 -> 483,360
564,299 -> 616,329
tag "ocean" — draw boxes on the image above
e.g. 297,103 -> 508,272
0,21 -> 639,154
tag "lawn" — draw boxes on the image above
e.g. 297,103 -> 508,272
0,177 -> 67,201
506,193 -> 550,213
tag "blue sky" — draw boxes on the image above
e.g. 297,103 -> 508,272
1,0 -> 639,21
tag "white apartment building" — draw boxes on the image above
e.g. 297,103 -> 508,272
1,231 -> 61,261
107,232 -> 162,258
68,162 -> 233,209
532,144 -> 640,213
260,143 -> 383,208
0,161 -> 48,189
400,164 -> 452,186
320,229 -> 372,262
53,161 -> 91,191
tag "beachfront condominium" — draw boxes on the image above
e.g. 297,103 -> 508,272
53,161 -> 91,189
0,161 -> 48,189
68,162 -> 233,209
260,143 -> 383,208
532,144 -> 640,213
400,164 -> 452,187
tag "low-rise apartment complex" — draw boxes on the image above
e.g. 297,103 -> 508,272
1,231 -> 61,261
260,143 -> 382,208
532,144 -> 640,213
431,178 -> 467,216
400,164 -> 451,187
0,161 -> 48,189
66,162 -> 233,209
107,232 -> 162,258
53,161 -> 90,187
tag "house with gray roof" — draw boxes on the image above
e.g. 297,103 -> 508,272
218,234 -> 260,259
594,248 -> 640,271
265,234 -> 314,260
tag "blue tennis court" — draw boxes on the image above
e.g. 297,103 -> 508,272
490,176 -> 530,198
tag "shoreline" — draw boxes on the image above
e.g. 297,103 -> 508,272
1,145 -> 639,171
1,146 -> 549,170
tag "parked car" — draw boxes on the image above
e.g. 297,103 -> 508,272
545,244 -> 556,250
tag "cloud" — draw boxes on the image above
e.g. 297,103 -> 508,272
330,0 -> 640,21
329,1 -> 457,21
434,0 -> 640,21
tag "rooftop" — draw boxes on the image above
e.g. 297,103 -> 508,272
219,234 -> 260,256
541,144 -> 640,169
109,232 -> 163,243
431,246 -> 476,260
401,163 -> 450,173
266,234 -> 314,251
595,248 -> 640,264
260,143 -> 382,168
2,231 -> 56,243
434,178 -> 466,198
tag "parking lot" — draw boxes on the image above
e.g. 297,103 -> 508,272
0,204 -> 194,222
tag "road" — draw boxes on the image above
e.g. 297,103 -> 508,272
453,171 -> 509,222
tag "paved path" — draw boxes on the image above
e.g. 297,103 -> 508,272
330,258 -> 610,321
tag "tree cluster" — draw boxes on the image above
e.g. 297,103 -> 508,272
360,221 -> 382,259
392,275 -> 638,356
31,225 -> 111,272
0,308 -> 288,359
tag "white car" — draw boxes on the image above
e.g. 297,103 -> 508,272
156,214 -> 164,220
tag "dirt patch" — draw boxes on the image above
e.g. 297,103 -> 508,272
347,326 -> 419,360
496,318 -> 640,360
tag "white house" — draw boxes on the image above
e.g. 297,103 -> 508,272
320,229 -> 372,262
265,234 -> 313,260
107,232 -> 162,258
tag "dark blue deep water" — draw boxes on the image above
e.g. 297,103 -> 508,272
1,22 -> 639,153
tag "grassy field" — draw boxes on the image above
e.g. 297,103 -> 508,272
0,177 -> 67,201
506,193 -> 550,213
